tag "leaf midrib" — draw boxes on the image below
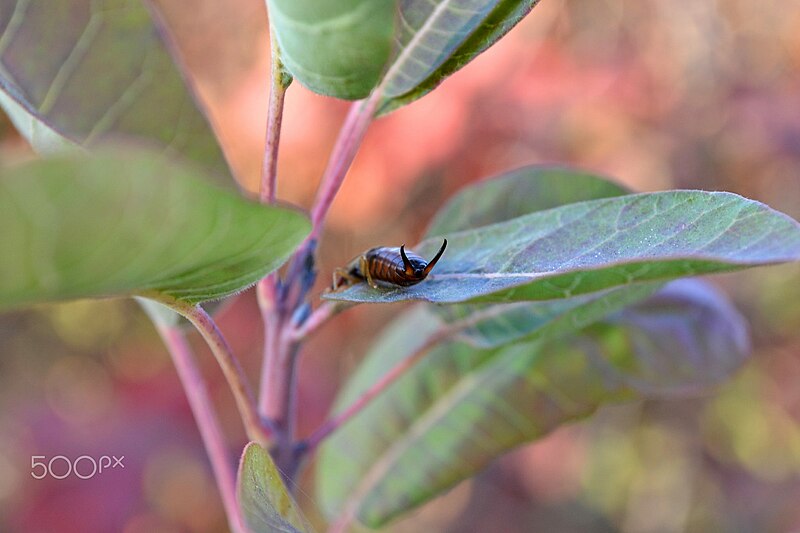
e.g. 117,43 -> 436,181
378,0 -> 481,98
337,337 -> 512,521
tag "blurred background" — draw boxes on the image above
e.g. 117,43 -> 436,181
1,0 -> 800,531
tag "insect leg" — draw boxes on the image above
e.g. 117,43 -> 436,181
332,268 -> 345,290
331,267 -> 360,291
359,255 -> 378,289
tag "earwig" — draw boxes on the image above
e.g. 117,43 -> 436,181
332,239 -> 448,290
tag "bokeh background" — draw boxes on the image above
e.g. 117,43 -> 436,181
2,0 -> 800,531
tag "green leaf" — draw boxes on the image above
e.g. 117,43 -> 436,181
442,283 -> 661,349
314,289 -> 644,524
0,0 -> 232,186
316,279 -> 749,526
583,278 -> 750,394
425,166 -> 629,237
325,191 -> 800,304
237,442 -> 313,533
266,0 -> 395,99
0,150 -> 310,311
428,166 -> 639,347
265,0 -> 543,106
376,0 -> 543,114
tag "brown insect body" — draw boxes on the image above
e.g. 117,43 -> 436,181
363,246 -> 430,287
333,239 -> 447,290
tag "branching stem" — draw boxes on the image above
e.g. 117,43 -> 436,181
290,301 -> 342,341
153,296 -> 271,445
258,90 -> 380,465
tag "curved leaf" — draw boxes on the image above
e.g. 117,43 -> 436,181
0,0 -> 231,186
583,278 -> 750,395
377,0 -> 542,113
238,442 -> 313,533
426,166 -> 629,237
428,166 -> 639,346
265,0 -> 543,107
442,283 -> 660,349
266,0 -> 395,99
316,280 -> 749,526
325,191 -> 800,304
0,150 -> 309,311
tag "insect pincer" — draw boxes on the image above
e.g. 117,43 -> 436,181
400,244 -> 415,276
422,238 -> 448,277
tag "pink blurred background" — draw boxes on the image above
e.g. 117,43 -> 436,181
1,0 -> 800,531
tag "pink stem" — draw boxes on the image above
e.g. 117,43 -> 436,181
319,309 -> 504,532
257,295 -> 290,429
304,326 -> 455,453
257,274 -> 280,414
289,301 -> 341,341
156,324 -> 246,533
153,295 -> 271,445
259,31 -> 289,205
258,92 -> 379,444
304,304 -> 510,456
308,94 -> 380,241
256,28 -> 292,437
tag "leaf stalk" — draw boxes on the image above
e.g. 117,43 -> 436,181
260,30 -> 291,205
155,324 -> 247,533
152,295 -> 272,446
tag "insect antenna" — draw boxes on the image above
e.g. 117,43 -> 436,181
422,238 -> 448,276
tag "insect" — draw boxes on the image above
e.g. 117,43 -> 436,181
332,239 -> 448,290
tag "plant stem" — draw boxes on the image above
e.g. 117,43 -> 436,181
260,30 -> 290,205
155,324 -> 246,533
256,28 -> 290,424
154,296 -> 271,445
257,275 -> 280,414
258,305 -> 292,432
257,301 -> 301,478
259,90 -> 379,456
308,93 -> 380,241
289,301 -> 341,341
278,90 -> 381,315
256,25 -> 294,442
